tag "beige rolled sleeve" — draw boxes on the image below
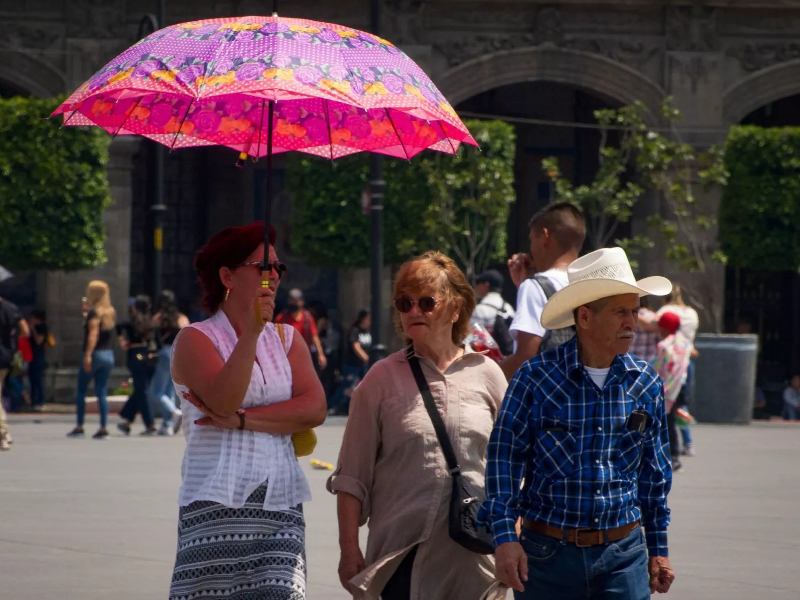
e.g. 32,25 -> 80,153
326,366 -> 383,525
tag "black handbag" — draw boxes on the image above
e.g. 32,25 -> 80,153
136,340 -> 159,367
407,346 -> 495,555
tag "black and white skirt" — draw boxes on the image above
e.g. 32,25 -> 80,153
169,483 -> 306,600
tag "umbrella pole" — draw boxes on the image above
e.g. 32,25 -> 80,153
263,99 -> 275,287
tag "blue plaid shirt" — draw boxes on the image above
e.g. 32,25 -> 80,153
478,338 -> 672,557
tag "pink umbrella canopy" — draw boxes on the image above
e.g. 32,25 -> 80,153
52,16 -> 477,160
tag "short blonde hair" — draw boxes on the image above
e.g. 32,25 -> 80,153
392,251 -> 476,345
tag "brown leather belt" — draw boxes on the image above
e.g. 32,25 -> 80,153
521,519 -> 640,548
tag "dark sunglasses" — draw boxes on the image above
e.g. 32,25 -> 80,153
237,261 -> 287,279
394,295 -> 437,313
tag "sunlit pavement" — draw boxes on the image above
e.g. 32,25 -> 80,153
1,415 -> 798,599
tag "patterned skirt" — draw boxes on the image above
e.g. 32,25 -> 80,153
169,483 -> 306,600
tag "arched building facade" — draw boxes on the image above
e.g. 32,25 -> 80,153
2,1 -> 800,388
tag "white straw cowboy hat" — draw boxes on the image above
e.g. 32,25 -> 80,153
541,247 -> 672,330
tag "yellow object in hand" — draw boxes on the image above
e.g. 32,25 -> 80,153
253,296 -> 266,327
292,429 -> 317,457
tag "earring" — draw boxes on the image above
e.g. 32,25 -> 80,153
224,288 -> 231,303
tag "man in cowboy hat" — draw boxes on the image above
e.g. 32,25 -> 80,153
479,247 -> 675,599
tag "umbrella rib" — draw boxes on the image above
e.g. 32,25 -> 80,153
111,96 -> 143,139
61,109 -> 80,128
323,100 -> 334,160
256,98 -> 266,159
384,108 -> 410,161
437,120 -> 458,156
171,99 -> 194,150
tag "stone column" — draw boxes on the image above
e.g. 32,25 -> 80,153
660,25 -> 727,332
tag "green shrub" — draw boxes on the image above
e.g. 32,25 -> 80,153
720,126 -> 800,271
0,96 -> 112,271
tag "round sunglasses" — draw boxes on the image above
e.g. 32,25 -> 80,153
394,295 -> 437,313
237,261 -> 288,280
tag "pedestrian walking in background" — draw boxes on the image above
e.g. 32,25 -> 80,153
7,326 -> 32,412
0,296 -> 28,450
68,280 -> 116,440
27,309 -> 50,411
308,302 -> 339,398
277,289 -> 327,372
329,252 -> 507,600
782,374 -> 800,421
630,297 -> 660,363
657,285 -> 700,455
327,310 -> 371,416
168,221 -> 326,600
501,203 -> 586,380
116,295 -> 158,436
149,290 -> 190,436
472,270 -> 515,356
481,247 -> 675,599
653,312 -> 694,473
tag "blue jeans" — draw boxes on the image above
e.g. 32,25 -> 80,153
148,345 -> 178,425
29,355 -> 46,406
515,526 -> 650,600
76,349 -> 115,427
679,425 -> 693,446
784,404 -> 798,421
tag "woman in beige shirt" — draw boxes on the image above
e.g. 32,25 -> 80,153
327,251 -> 508,600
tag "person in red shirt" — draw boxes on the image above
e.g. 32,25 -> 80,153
276,289 -> 327,370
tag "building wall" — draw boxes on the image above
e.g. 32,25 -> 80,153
4,1 -> 800,367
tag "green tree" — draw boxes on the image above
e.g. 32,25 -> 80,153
718,125 -> 800,272
542,102 -> 648,250
0,96 -> 112,271
543,98 -> 728,329
422,120 -> 515,281
286,153 -> 431,269
288,119 -> 516,276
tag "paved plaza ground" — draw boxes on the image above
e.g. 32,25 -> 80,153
1,415 -> 799,600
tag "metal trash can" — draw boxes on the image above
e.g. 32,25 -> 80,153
692,334 -> 758,424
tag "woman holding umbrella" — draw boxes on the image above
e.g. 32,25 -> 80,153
169,221 -> 326,600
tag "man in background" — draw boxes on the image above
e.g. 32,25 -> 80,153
472,269 -> 515,356
276,289 -> 327,371
500,203 -> 586,380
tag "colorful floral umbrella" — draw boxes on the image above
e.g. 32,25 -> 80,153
52,15 -> 477,280
52,16 -> 475,160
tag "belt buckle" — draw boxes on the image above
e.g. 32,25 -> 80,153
573,528 -> 595,548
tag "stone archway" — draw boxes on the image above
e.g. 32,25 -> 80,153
723,59 -> 800,124
436,46 -> 665,121
0,50 -> 65,98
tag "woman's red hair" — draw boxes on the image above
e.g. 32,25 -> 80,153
194,221 -> 276,314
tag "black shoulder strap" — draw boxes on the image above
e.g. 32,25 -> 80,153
533,274 -> 557,300
406,346 -> 461,476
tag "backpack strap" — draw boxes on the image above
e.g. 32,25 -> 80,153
532,274 -> 558,299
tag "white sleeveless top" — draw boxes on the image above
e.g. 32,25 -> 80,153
171,310 -> 311,511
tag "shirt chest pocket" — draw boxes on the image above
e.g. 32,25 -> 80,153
617,430 -> 645,473
534,412 -> 577,479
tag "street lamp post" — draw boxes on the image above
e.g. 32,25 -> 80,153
368,0 -> 387,366
137,0 -> 167,300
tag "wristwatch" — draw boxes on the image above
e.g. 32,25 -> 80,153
237,408 -> 246,431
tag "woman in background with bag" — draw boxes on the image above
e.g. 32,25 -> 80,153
116,295 -> 158,436
327,251 -> 507,600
